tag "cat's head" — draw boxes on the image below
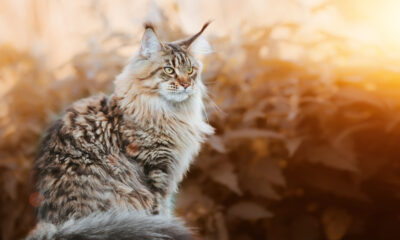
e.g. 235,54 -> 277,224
115,22 -> 212,106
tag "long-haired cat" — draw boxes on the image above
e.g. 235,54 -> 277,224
26,22 -> 213,240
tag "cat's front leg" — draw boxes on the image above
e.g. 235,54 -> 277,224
146,163 -> 174,215
148,168 -> 170,191
151,192 -> 172,215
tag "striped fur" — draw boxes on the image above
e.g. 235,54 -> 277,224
27,23 -> 213,239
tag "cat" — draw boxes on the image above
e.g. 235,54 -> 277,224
26,22 -> 214,240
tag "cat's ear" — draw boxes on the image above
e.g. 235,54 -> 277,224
140,23 -> 162,58
188,36 -> 213,55
179,21 -> 212,55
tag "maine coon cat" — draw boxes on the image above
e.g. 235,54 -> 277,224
26,22 -> 213,240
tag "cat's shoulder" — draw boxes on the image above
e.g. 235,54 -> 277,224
60,93 -> 118,128
37,94 -> 111,158
67,93 -> 110,114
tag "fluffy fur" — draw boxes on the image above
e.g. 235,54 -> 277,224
27,22 -> 213,239
26,210 -> 192,240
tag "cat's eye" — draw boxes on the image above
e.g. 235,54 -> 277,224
164,67 -> 175,74
186,66 -> 193,74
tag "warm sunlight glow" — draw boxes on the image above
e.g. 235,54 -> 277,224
367,0 -> 400,47
2,1 -> 400,240
336,0 -> 400,56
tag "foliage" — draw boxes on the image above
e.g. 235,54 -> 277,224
176,25 -> 400,240
1,7 -> 400,240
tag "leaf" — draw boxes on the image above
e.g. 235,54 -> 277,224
214,212 -> 229,240
239,158 -> 285,200
333,123 -> 376,148
285,136 -> 303,157
224,128 -> 284,141
2,171 -> 17,200
208,160 -> 242,195
295,165 -> 369,201
290,214 -> 320,240
227,201 -> 273,220
251,138 -> 269,157
386,113 -> 400,132
175,185 -> 215,222
306,143 -> 358,172
322,208 -> 352,240
335,87 -> 387,110
241,179 -> 281,200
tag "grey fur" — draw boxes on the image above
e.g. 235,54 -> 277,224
26,210 -> 192,240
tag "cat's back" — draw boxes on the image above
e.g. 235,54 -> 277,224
38,94 -> 120,161
35,94 -> 152,224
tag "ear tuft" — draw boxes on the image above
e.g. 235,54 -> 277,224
179,21 -> 212,49
140,23 -> 161,58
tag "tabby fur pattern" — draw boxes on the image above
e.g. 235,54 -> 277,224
26,22 -> 213,240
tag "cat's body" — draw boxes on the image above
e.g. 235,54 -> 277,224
27,23 -> 213,240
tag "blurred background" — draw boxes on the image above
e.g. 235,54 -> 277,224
1,0 -> 400,239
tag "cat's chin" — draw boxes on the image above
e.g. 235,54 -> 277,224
161,92 -> 191,103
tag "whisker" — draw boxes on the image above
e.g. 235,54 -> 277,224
202,107 -> 210,123
206,95 -> 226,118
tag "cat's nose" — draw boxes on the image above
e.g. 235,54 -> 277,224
177,76 -> 190,89
181,82 -> 190,89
